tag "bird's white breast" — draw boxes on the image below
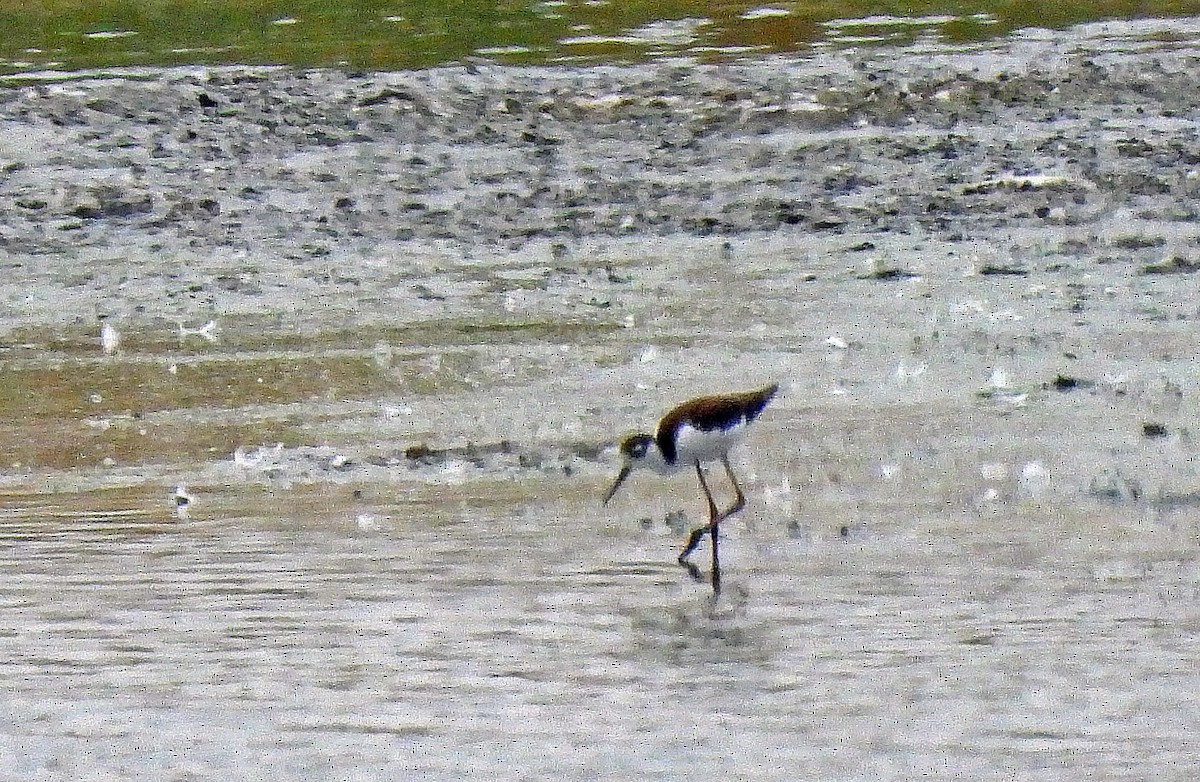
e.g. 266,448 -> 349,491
672,421 -> 748,466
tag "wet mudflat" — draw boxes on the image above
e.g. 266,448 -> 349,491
2,18 -> 1200,779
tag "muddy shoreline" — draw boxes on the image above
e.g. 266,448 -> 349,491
0,22 -> 1197,321
0,19 -> 1199,505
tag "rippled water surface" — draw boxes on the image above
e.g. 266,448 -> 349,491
2,486 -> 1198,778
3,0 -> 1200,74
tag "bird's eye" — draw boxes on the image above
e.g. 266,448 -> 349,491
623,436 -> 650,458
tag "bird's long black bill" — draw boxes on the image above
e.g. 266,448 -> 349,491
602,466 -> 632,505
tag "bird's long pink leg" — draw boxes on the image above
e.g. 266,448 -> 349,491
679,461 -> 720,563
716,455 -> 746,522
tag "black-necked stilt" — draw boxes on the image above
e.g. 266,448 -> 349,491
603,383 -> 779,573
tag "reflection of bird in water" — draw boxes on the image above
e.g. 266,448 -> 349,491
603,384 -> 779,592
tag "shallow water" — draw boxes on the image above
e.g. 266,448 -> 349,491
4,19 -> 1200,779
4,0 -> 1200,75
1,487 -> 1198,779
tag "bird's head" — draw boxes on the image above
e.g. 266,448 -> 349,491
601,433 -> 657,505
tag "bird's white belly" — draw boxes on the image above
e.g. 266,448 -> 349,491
672,422 -> 747,466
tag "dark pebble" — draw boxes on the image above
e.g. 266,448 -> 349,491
1142,423 -> 1169,438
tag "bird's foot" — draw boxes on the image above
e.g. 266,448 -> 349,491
678,558 -> 704,583
679,525 -> 708,562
